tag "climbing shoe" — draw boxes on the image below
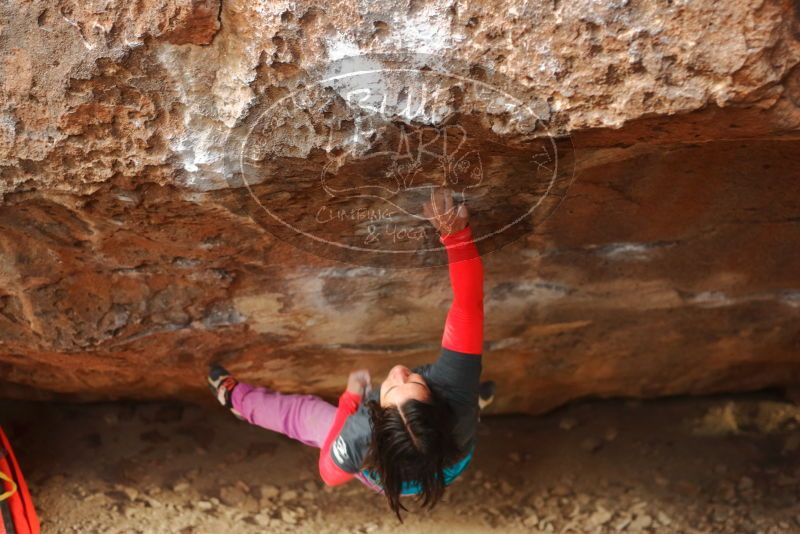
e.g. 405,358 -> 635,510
478,380 -> 496,411
208,364 -> 244,420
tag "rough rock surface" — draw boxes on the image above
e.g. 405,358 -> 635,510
1,0 -> 799,411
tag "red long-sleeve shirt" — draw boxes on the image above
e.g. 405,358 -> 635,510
318,223 -> 484,485
438,224 -> 484,354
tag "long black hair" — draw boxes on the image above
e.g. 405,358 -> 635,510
363,391 -> 461,521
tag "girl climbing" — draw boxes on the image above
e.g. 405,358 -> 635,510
208,186 -> 492,520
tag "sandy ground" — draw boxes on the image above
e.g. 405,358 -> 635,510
2,391 -> 800,534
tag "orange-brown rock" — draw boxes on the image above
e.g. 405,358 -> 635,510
0,0 -> 798,413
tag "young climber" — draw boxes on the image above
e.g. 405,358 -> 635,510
208,186 -> 490,520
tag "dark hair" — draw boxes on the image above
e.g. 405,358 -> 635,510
363,393 -> 460,521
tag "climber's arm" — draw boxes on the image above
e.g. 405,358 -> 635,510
422,223 -> 483,449
420,187 -> 484,449
440,223 -> 484,355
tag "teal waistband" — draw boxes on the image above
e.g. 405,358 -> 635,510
361,445 -> 475,495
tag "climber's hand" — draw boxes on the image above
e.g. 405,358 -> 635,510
423,186 -> 469,236
346,369 -> 372,397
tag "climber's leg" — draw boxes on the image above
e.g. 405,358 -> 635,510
223,380 -> 405,494
230,382 -> 337,448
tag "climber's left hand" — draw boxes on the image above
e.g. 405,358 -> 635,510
346,369 -> 372,397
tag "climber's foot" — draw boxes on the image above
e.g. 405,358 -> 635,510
208,364 -> 245,420
478,380 -> 496,411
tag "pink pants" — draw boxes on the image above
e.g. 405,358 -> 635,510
231,382 -> 381,492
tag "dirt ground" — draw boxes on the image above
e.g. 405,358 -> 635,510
2,391 -> 800,534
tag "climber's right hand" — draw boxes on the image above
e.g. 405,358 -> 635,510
423,186 -> 469,236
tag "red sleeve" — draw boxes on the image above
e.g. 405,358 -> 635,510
439,224 -> 484,354
318,390 -> 362,486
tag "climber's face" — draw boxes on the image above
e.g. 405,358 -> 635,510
380,365 -> 431,408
